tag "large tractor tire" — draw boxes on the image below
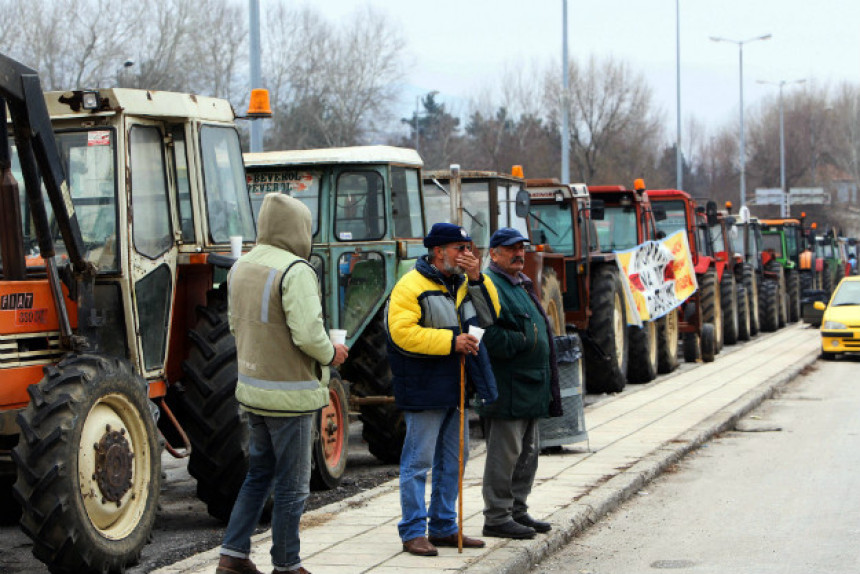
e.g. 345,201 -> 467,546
700,323 -> 717,362
737,283 -> 751,342
656,308 -> 680,374
627,320 -> 658,383
785,269 -> 801,323
583,265 -> 628,394
743,265 -> 760,336
700,269 -> 722,352
682,331 -> 700,363
822,266 -> 833,296
175,287 -> 248,522
13,354 -> 161,574
720,271 -> 739,346
339,309 -> 405,464
777,267 -> 789,328
759,279 -> 780,332
800,270 -> 814,294
540,267 -> 566,336
310,372 -> 349,490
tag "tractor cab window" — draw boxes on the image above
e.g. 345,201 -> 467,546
338,251 -> 385,335
499,183 -> 530,240
171,126 -> 194,242
7,130 -> 119,273
762,233 -> 783,257
598,205 -> 637,252
335,171 -> 385,241
529,202 -> 576,255
391,166 -> 423,238
247,169 -> 321,237
654,200 -> 687,237
461,182 -> 491,252
709,223 -> 725,253
201,125 -> 256,244
130,125 -> 173,259
785,229 -> 799,258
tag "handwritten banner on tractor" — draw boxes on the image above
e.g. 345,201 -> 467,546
615,231 -> 697,324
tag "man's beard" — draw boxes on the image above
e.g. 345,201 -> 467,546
442,252 -> 464,275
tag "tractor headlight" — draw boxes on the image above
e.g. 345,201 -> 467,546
823,320 -> 846,329
81,91 -> 100,110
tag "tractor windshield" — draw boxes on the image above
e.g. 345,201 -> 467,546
597,205 -> 638,252
762,233 -> 783,257
200,125 -> 256,244
7,129 -> 119,273
529,202 -> 576,255
709,223 -> 725,254
785,228 -> 799,258
654,200 -> 687,237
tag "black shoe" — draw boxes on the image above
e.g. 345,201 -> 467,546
514,514 -> 552,533
482,519 -> 536,539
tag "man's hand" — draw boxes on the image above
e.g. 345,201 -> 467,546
331,344 -> 349,367
454,333 -> 480,356
456,249 -> 481,281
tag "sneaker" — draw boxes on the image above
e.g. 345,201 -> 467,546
514,514 -> 552,533
482,519 -> 536,539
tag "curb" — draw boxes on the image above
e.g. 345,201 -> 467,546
464,343 -> 821,574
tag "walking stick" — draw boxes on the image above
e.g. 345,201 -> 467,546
458,353 -> 465,553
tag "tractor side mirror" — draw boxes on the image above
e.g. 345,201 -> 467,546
706,200 -> 718,226
515,188 -> 530,218
590,199 -> 605,221
652,205 -> 667,221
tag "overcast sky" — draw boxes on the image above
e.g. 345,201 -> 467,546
313,0 -> 860,141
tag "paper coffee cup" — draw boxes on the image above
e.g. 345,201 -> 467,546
468,325 -> 485,344
230,235 -> 243,258
330,329 -> 347,346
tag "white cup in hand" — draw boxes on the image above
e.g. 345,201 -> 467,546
329,329 -> 347,346
468,325 -> 485,345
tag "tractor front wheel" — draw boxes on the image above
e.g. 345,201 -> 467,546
13,354 -> 160,574
310,373 -> 349,490
583,266 -> 628,394
656,308 -> 680,374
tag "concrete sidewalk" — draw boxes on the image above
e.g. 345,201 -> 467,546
156,324 -> 820,574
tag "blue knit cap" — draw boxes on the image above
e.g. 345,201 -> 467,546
424,222 -> 472,248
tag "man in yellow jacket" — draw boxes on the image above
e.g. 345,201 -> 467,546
217,193 -> 348,574
386,222 -> 500,556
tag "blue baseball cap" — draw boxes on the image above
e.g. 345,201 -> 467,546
490,227 -> 530,248
424,222 -> 472,248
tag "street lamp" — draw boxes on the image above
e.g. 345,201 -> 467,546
757,79 -> 806,217
117,60 -> 134,88
710,33 -> 772,208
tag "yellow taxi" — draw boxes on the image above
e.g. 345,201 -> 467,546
814,275 -> 860,359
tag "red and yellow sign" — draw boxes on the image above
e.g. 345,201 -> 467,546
615,231 -> 697,324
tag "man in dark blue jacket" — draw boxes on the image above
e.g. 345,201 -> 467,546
386,222 -> 499,556
479,227 -> 561,539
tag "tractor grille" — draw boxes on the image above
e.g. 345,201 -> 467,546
0,332 -> 64,367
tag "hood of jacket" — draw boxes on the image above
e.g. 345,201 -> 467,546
256,193 -> 312,259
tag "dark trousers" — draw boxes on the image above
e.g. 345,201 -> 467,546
481,417 -> 539,526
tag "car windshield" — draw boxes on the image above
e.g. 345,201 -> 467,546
831,281 -> 860,306
5,130 -> 119,273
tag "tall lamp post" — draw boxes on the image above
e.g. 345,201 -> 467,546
561,0 -> 570,184
757,79 -> 806,217
675,0 -> 682,190
710,33 -> 771,208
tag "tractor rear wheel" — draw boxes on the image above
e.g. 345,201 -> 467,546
627,320 -> 658,383
720,272 -> 739,345
683,331 -> 700,363
822,266 -> 833,296
786,269 -> 801,323
759,279 -> 780,332
13,354 -> 160,574
310,372 -> 349,490
700,323 -> 716,362
339,309 -> 405,464
583,265 -> 628,394
737,284 -> 751,342
540,268 -> 565,336
656,308 -> 680,374
176,287 -> 248,522
700,269 -> 722,352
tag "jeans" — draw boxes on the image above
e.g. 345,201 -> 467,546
398,408 -> 467,541
482,417 -> 539,526
221,412 -> 313,572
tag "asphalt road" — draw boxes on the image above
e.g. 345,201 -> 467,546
532,355 -> 860,574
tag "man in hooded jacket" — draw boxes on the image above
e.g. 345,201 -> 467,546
386,222 -> 500,557
217,193 -> 348,574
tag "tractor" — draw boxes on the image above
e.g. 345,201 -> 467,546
759,218 -> 803,323
646,189 -> 718,363
242,146 -> 428,467
0,53 -> 326,573
588,180 -> 679,385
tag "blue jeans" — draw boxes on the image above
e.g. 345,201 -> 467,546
398,408 -> 468,541
221,413 -> 313,572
